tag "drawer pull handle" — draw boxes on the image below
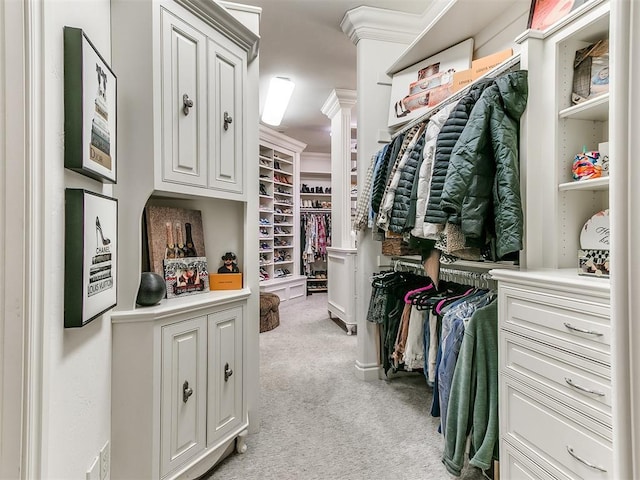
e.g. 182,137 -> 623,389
563,322 -> 603,336
565,377 -> 605,396
567,445 -> 607,472
223,111 -> 233,131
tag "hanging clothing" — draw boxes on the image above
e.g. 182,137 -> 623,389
300,213 -> 331,274
411,102 -> 458,240
440,70 -> 529,259
424,78 -> 495,227
442,300 -> 499,477
352,151 -> 381,232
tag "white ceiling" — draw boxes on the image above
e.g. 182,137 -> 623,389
238,0 -> 429,153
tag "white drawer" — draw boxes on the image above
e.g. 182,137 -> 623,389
500,285 -> 610,365
502,440 -> 573,480
501,332 -> 612,425
502,378 -> 613,479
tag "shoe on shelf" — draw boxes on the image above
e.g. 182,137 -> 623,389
260,183 -> 268,196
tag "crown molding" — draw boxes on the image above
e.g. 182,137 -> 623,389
340,6 -> 424,45
321,89 -> 357,119
259,124 -> 307,153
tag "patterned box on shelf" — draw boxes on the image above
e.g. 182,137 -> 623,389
578,249 -> 610,278
209,273 -> 243,290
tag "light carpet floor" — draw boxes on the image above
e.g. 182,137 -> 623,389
206,293 -> 486,480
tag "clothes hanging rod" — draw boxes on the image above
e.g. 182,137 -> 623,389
390,53 -> 522,140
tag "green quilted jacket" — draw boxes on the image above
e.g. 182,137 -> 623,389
440,70 -> 528,259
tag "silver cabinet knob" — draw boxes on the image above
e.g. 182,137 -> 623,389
182,380 -> 193,403
183,94 -> 194,116
224,362 -> 233,382
223,111 -> 233,131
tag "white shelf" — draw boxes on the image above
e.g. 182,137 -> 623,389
300,193 -> 331,197
559,177 -> 609,191
386,0 -> 530,75
301,208 -> 331,213
300,171 -> 331,178
559,94 -> 609,121
273,169 -> 293,175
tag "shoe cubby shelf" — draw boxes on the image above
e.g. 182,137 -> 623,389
258,128 -> 307,296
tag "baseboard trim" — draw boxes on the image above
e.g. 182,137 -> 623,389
354,361 -> 381,381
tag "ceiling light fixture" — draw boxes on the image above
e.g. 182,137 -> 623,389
261,76 -> 295,126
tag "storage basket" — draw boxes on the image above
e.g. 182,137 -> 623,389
381,237 -> 419,256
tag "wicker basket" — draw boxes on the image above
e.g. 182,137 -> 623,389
381,237 -> 419,256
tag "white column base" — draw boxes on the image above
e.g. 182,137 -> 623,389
354,360 -> 382,381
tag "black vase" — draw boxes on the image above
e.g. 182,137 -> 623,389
136,272 -> 166,306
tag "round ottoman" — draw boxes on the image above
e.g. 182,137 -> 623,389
259,293 -> 280,332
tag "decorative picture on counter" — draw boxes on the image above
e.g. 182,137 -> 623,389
64,26 -> 117,183
64,189 -> 118,327
144,205 -> 206,277
218,252 -> 240,273
163,257 -> 209,299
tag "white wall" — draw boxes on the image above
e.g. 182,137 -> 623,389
41,1 -> 113,477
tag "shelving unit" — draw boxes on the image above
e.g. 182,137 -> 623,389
299,153 -> 332,294
259,126 -> 307,301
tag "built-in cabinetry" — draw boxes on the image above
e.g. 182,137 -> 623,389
258,125 -> 307,301
111,292 -> 250,480
492,270 -> 611,479
517,0 -> 609,270
111,1 -> 259,478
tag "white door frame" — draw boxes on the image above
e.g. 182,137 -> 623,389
1,0 -> 44,477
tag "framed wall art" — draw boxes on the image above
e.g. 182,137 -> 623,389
527,0 -> 592,31
64,26 -> 117,183
388,38 -> 474,128
65,189 -> 118,327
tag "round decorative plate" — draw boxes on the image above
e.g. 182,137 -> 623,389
580,209 -> 610,250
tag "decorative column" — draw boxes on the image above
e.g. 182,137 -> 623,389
321,89 -> 358,334
341,6 -> 423,378
321,89 -> 357,249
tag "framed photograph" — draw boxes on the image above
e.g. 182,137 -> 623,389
527,0 -> 591,30
144,205 -> 206,277
163,257 -> 210,299
65,189 -> 118,327
388,38 -> 473,128
64,26 -> 117,183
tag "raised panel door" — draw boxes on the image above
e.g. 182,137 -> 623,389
160,316 -> 207,477
208,36 -> 245,196
161,10 -> 208,187
207,305 -> 244,446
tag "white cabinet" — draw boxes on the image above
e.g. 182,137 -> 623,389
207,305 -> 243,444
111,291 -> 250,480
207,34 -> 245,195
112,0 -> 255,203
492,269 -> 612,480
160,10 -> 208,188
160,316 -> 207,476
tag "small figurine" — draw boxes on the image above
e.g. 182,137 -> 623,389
218,252 -> 240,274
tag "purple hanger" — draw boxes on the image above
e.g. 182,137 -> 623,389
404,283 -> 434,304
435,287 -> 475,315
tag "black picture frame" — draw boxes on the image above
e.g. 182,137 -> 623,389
64,27 -> 117,183
65,189 -> 118,328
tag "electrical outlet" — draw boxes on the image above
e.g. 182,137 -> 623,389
86,456 -> 100,480
99,441 -> 110,480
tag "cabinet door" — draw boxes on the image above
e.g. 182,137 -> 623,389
161,10 -> 208,187
207,305 -> 244,446
208,35 -> 245,196
160,316 -> 207,477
